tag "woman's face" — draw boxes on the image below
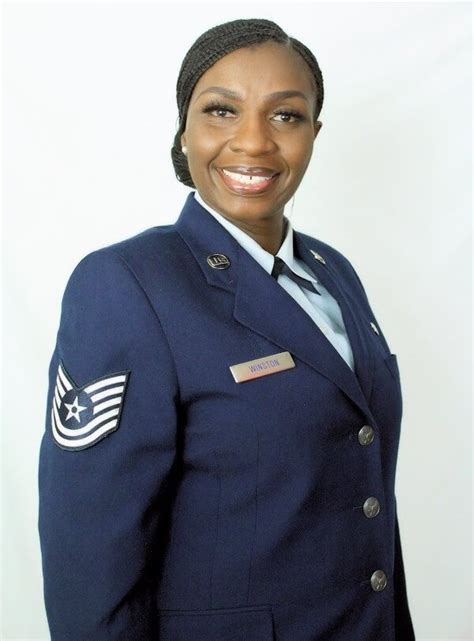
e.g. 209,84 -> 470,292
181,42 -> 322,228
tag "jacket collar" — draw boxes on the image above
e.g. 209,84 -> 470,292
175,191 -> 373,417
193,189 -> 311,281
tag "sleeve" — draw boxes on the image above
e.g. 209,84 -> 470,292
38,248 -> 180,640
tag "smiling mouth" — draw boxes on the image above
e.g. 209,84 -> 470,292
216,168 -> 280,194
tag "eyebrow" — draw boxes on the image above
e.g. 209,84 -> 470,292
196,86 -> 310,104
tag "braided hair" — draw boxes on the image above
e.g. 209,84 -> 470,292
171,18 -> 324,188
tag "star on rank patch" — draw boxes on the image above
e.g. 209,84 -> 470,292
50,361 -> 130,451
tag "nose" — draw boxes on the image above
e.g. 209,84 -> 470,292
228,111 -> 278,156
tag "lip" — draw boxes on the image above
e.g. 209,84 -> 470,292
220,166 -> 279,177
216,167 -> 280,195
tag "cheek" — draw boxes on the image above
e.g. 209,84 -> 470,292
285,146 -> 313,177
187,138 -> 223,175
188,125 -> 225,152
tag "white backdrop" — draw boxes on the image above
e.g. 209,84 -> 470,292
2,1 -> 472,639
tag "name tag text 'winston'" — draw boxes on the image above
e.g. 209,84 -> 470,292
229,351 -> 295,383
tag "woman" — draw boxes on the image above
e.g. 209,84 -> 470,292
38,17 -> 416,641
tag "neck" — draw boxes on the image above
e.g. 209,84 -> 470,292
235,215 -> 286,255
194,191 -> 287,255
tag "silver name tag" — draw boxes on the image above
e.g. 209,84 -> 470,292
229,351 -> 295,383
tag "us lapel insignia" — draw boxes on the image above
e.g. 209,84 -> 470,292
310,249 -> 326,265
50,361 -> 130,451
207,254 -> 231,269
229,351 -> 295,383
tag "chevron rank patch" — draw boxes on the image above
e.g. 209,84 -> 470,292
50,361 -> 130,451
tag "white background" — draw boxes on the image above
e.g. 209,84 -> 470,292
2,1 -> 472,639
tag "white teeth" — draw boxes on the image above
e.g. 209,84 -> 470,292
222,169 -> 274,185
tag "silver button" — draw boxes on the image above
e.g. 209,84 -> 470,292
358,425 -> 375,445
370,570 -> 387,592
363,497 -> 380,518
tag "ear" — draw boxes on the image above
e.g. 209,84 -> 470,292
180,134 -> 187,148
313,120 -> 322,140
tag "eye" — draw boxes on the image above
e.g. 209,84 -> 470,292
201,100 -> 305,123
202,101 -> 236,118
273,109 -> 305,123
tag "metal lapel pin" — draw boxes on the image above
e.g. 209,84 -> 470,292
207,254 -> 231,269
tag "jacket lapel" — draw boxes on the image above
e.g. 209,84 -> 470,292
175,192 -> 372,416
293,233 -> 374,406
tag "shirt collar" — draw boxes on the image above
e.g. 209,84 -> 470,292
193,190 -> 318,283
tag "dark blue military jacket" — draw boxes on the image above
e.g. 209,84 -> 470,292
38,191 -> 416,640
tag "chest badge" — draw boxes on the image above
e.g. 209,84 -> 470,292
229,351 -> 295,383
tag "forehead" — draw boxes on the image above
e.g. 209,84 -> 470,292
191,42 -> 315,101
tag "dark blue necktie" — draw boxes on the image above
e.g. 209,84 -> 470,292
271,256 -> 321,296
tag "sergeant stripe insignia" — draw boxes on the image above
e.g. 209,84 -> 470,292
50,361 -> 130,451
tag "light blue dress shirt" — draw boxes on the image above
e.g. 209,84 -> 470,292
193,190 -> 355,371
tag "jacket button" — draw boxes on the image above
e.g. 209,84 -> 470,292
370,570 -> 387,591
363,497 -> 380,518
358,425 -> 375,445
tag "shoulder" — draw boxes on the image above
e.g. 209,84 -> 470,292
64,223 -> 182,294
58,225 -> 183,345
82,222 -> 180,269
